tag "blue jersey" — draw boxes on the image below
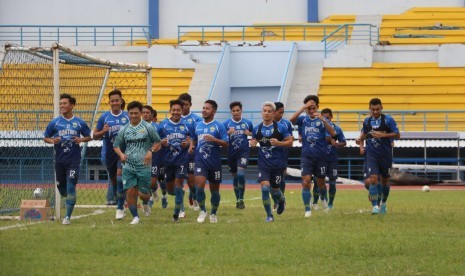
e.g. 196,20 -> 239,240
192,119 -> 229,170
44,116 -> 91,163
223,117 -> 253,158
252,122 -> 291,170
277,118 -> 294,161
296,115 -> 332,158
326,122 -> 346,161
150,122 -> 163,165
157,118 -> 192,166
95,111 -> 129,160
181,112 -> 202,128
362,114 -> 399,156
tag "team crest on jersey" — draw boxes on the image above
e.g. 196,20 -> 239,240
210,126 -> 215,132
241,123 -> 245,128
122,117 -> 127,123
72,122 -> 78,128
197,168 -> 201,172
316,121 -> 321,126
180,125 -> 185,131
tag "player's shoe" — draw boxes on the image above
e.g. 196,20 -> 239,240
143,204 -> 151,217
266,215 -> 274,223
238,199 -> 245,209
161,196 -> 168,209
189,196 -> 194,209
193,200 -> 200,212
130,216 -> 140,225
277,197 -> 286,215
304,211 -> 312,218
153,191 -> 159,202
106,200 -> 117,206
380,203 -> 387,214
197,211 -> 207,223
148,196 -> 154,208
209,214 -> 218,223
312,203 -> 319,211
272,204 -> 278,212
328,203 -> 333,210
115,209 -> 125,220
172,214 -> 179,222
322,200 -> 328,209
179,210 -> 186,218
62,216 -> 70,225
371,206 -> 380,215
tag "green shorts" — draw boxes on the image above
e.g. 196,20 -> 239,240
122,165 -> 151,195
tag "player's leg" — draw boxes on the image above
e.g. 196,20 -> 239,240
115,162 -> 125,219
315,158 -> 328,209
228,158 -> 240,207
187,158 -> 197,208
312,175 -> 320,208
236,154 -> 249,209
258,168 -> 273,222
366,154 -> 381,214
106,158 -> 118,205
208,169 -> 222,223
301,157 -> 313,217
55,162 -> 68,197
279,168 -> 287,194
194,166 -> 208,223
327,160 -> 338,208
271,169 -> 286,215
379,158 -> 392,214
122,167 -> 140,223
63,162 -> 80,224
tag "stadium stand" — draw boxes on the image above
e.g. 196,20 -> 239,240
318,62 -> 465,131
380,7 -> 465,44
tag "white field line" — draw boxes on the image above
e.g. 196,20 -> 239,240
0,209 -> 105,231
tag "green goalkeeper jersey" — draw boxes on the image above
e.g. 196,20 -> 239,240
114,120 -> 160,170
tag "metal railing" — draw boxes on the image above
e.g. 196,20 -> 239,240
321,23 -> 379,58
1,109 -> 464,132
0,25 -> 152,46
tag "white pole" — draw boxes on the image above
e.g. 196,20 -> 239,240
53,45 -> 61,220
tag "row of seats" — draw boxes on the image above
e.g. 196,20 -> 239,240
0,65 -> 193,130
318,62 -> 465,131
380,7 -> 465,45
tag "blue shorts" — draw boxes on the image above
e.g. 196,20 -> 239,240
194,165 -> 222,184
301,156 -> 327,178
187,152 -> 196,174
326,159 -> 338,181
228,152 -> 249,173
104,156 -> 122,179
258,167 -> 285,189
55,159 -> 80,186
151,165 -> 165,181
366,152 -> 392,178
164,162 -> 188,183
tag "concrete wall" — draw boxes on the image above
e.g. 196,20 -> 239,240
2,0 -> 462,39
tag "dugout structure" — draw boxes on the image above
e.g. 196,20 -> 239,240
0,43 -> 152,220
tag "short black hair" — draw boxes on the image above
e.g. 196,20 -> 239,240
321,108 -> 333,117
178,93 -> 192,104
274,102 -> 284,110
127,101 -> 143,112
143,105 -> 156,117
369,98 -> 382,106
170,99 -> 184,109
303,95 -> 319,105
60,93 -> 76,105
205,99 -> 218,111
108,89 -> 122,98
229,101 -> 242,110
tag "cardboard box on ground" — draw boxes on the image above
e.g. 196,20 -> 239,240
20,200 -> 51,221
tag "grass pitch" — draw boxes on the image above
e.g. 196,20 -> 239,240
1,185 -> 465,275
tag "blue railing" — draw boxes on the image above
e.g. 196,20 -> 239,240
321,24 -> 379,58
0,25 -> 152,46
177,24 -> 378,45
1,109 -> 464,131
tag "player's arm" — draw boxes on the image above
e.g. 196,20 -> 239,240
113,146 -> 127,163
318,114 -> 336,137
270,135 -> 293,148
44,136 -> 61,144
43,121 -> 61,144
189,139 -> 196,154
289,104 -> 309,125
92,116 -> 108,140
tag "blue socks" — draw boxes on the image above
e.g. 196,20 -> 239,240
196,187 -> 206,212
261,185 -> 272,216
211,190 -> 220,215
328,182 -> 336,205
382,184 -> 390,203
233,177 -> 239,201
237,172 -> 246,200
302,187 -> 311,211
368,185 -> 379,207
174,186 -> 183,216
